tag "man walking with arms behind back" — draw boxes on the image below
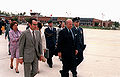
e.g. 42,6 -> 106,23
19,18 -> 43,77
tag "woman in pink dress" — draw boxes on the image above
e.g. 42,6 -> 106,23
9,21 -> 21,73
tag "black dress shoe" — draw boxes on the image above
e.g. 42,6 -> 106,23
16,71 -> 19,73
15,69 -> 19,73
49,65 -> 52,68
10,66 -> 13,69
59,70 -> 62,73
59,70 -> 63,77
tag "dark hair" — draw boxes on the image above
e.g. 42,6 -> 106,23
37,22 -> 42,30
58,21 -> 65,28
5,19 -> 9,24
58,24 -> 61,28
10,21 -> 18,30
28,17 -> 37,25
59,21 -> 62,24
10,18 -> 14,22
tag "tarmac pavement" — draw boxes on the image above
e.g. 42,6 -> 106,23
0,25 -> 120,77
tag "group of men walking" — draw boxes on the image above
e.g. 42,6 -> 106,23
18,17 -> 86,77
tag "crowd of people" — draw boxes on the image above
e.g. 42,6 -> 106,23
0,17 -> 86,77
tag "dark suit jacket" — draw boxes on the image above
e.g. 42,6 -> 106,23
57,27 -> 77,59
44,27 -> 56,50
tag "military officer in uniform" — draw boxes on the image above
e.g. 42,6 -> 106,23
71,17 -> 86,76
44,20 -> 56,68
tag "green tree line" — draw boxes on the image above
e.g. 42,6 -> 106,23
0,10 -> 26,16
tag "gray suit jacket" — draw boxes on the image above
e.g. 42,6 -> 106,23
19,29 -> 42,62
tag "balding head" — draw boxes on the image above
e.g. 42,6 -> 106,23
66,19 -> 72,24
66,19 -> 73,29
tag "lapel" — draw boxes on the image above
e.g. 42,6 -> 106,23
74,26 -> 78,32
49,27 -> 53,32
34,30 -> 38,41
48,27 -> 56,32
78,27 -> 83,35
46,27 -> 50,33
65,27 -> 69,35
72,26 -> 78,37
47,27 -> 54,35
72,26 -> 76,33
48,27 -> 51,30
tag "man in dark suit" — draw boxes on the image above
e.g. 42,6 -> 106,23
44,20 -> 56,68
19,18 -> 43,77
58,19 -> 79,77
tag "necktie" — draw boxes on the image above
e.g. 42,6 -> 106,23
69,30 -> 74,39
51,28 -> 53,31
77,28 -> 79,31
32,31 -> 39,58
32,31 -> 36,45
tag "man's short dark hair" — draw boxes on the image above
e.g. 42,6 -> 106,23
10,19 -> 14,22
28,17 -> 37,25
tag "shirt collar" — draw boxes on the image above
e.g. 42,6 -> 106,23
29,28 -> 33,33
66,26 -> 71,32
49,26 -> 53,30
29,28 -> 36,37
75,26 -> 79,29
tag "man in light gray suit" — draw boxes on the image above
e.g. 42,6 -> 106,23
19,18 -> 43,77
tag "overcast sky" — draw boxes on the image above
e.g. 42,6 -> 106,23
0,0 -> 120,22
